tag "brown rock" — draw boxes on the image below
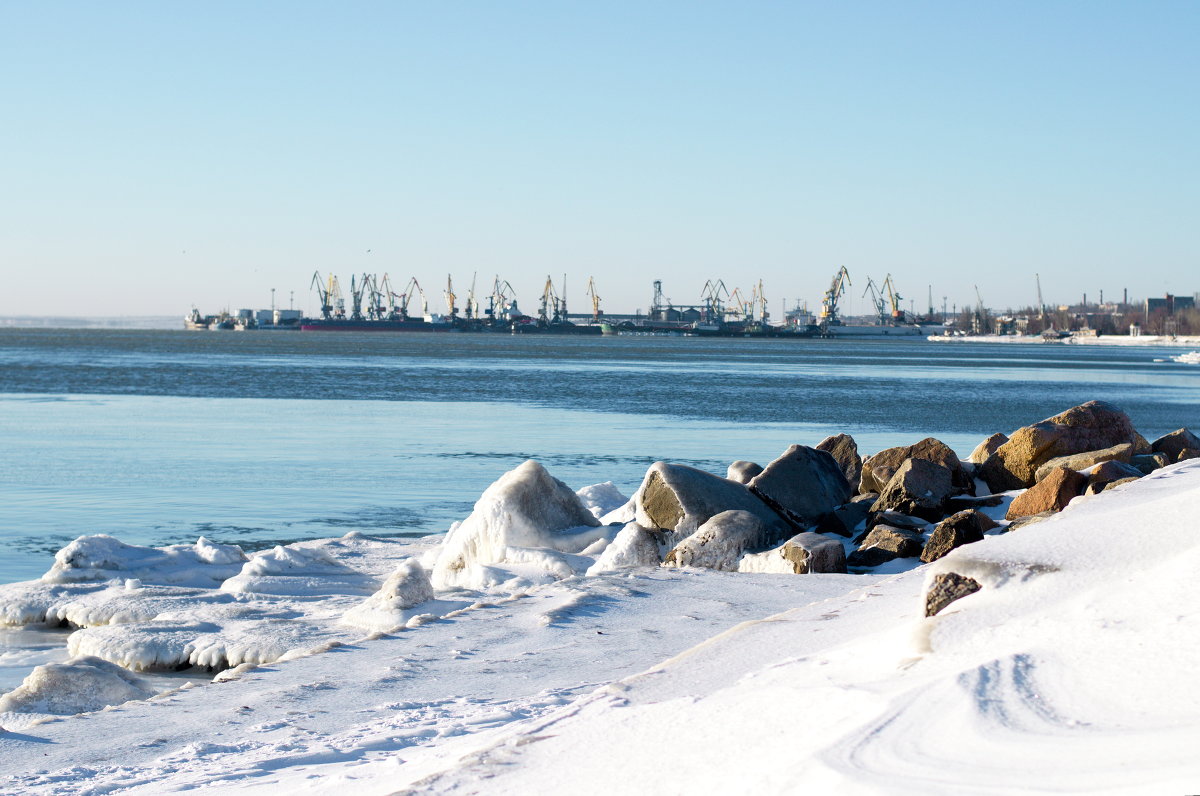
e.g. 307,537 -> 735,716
815,433 -> 862,488
1086,460 -> 1143,493
855,524 -> 924,558
1005,510 -> 1055,531
1129,453 -> 1170,474
968,433 -> 1008,465
1005,466 -> 1086,520
1151,428 -> 1200,462
860,437 -> 973,495
920,509 -> 999,563
871,458 -> 955,521
1032,443 -> 1133,482
1179,448 -> 1200,462
980,401 -> 1150,491
925,572 -> 982,617
777,532 -> 847,574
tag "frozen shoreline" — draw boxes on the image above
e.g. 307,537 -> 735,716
3,411 -> 1200,793
929,332 -> 1200,348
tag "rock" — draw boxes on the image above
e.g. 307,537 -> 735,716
815,433 -> 862,488
925,572 -> 982,617
1129,453 -> 1170,474
1103,477 -> 1141,491
634,462 -> 788,541
1150,428 -> 1200,462
871,458 -> 955,521
968,432 -> 1008,464
980,401 -> 1150,491
747,445 -> 851,528
739,532 -> 847,574
920,510 -> 999,563
1032,443 -> 1134,482
859,437 -> 973,496
1178,448 -> 1200,462
664,510 -> 770,570
725,460 -> 763,484
1005,511 -> 1055,531
1086,460 -> 1143,493
586,523 -> 661,574
945,493 -> 1005,512
1005,466 -> 1086,520
815,494 -> 875,537
846,546 -> 901,568
856,524 -> 924,558
865,510 -> 927,533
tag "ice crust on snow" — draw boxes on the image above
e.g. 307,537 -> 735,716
42,535 -> 248,588
341,559 -> 436,633
220,544 -> 380,596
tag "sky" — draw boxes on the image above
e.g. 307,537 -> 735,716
1,1 -> 1197,318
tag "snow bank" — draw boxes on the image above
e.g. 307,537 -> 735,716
341,559 -> 436,633
0,655 -> 152,716
220,544 -> 379,596
43,536 -> 248,588
576,481 -> 629,519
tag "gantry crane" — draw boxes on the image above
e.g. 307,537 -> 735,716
586,277 -> 602,321
819,266 -> 852,327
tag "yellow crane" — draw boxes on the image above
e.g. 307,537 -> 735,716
586,277 -> 602,320
819,266 -> 852,325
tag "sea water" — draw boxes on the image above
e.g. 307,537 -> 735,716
2,328 -> 1199,587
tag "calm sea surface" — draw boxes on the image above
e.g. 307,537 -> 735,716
2,328 -> 1198,585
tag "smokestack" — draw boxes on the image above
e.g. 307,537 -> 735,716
1124,288 -> 1128,306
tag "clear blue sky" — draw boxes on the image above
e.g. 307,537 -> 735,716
2,1 -> 1196,317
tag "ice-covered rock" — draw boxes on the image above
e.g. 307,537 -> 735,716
725,460 -> 763,484
738,532 -> 846,574
431,460 -> 603,590
221,544 -> 379,596
586,523 -> 661,574
576,482 -> 629,520
42,536 -> 248,588
633,462 -> 787,543
341,559 -> 435,634
663,510 -> 769,571
747,445 -> 851,528
0,656 -> 153,715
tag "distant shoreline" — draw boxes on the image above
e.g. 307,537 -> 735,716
928,333 -> 1200,348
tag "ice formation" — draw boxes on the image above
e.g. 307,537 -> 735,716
341,559 -> 435,633
0,655 -> 153,716
43,535 -> 248,588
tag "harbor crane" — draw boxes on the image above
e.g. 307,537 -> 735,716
443,275 -> 458,319
819,266 -> 852,327
539,275 -> 563,325
348,274 -> 368,321
973,284 -> 989,334
364,274 -> 388,320
862,277 -> 886,323
586,277 -> 602,320
700,279 -> 729,324
881,274 -> 904,322
464,273 -> 479,320
488,277 -> 519,321
310,271 -> 335,320
752,279 -> 769,324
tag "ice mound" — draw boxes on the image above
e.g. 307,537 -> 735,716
576,481 -> 629,520
586,522 -> 662,574
44,583 -> 236,629
0,655 -> 153,715
431,460 -> 607,590
221,544 -> 380,596
0,581 -> 107,626
341,559 -> 435,633
43,536 -> 248,588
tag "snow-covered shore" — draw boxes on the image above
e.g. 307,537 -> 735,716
929,332 -> 1200,348
3,408 -> 1200,794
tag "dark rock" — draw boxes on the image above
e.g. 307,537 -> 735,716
1032,443 -> 1134,482
925,572 -> 982,617
1006,466 -> 1086,520
1086,460 -> 1143,493
945,493 -> 1005,512
980,401 -> 1150,491
1128,453 -> 1169,475
777,532 -> 847,574
856,524 -> 924,558
726,460 -> 763,484
664,510 -> 769,570
815,433 -> 862,489
856,511 -> 926,543
634,462 -> 788,540
815,495 -> 875,537
747,445 -> 851,529
1151,428 -> 1200,462
1005,511 -> 1055,531
859,438 -> 974,496
847,546 -> 899,568
968,432 -> 1008,465
871,458 -> 955,522
920,510 -> 999,563
1178,448 -> 1200,462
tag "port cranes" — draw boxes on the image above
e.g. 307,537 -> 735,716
586,277 -> 602,321
310,271 -> 346,320
819,266 -> 852,327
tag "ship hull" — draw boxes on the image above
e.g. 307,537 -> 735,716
300,319 -> 455,332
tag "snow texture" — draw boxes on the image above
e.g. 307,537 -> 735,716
42,535 -> 248,588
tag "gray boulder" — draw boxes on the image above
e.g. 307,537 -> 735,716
1129,453 -> 1171,474
634,462 -> 788,543
815,433 -> 862,488
664,510 -> 769,570
920,509 -> 998,563
848,523 -> 924,567
1032,442 -> 1133,482
815,494 -> 875,537
871,458 -> 956,522
726,460 -> 764,484
747,445 -> 851,529
859,437 -> 973,496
